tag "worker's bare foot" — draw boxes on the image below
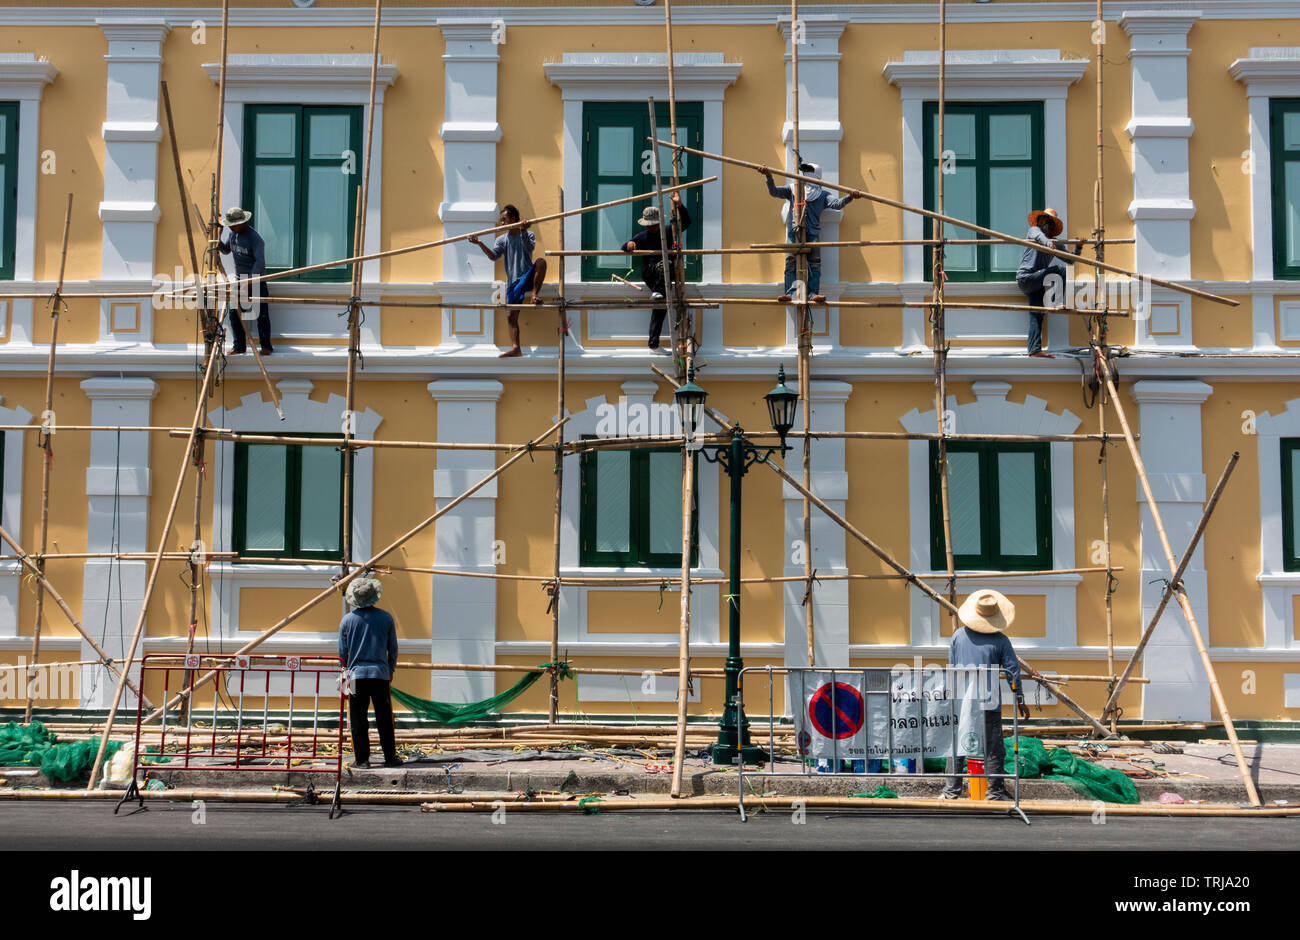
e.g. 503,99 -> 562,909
499,347 -> 523,358
1029,350 -> 1055,359
810,294 -> 826,304
777,294 -> 793,303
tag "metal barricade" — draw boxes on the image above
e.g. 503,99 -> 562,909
115,654 -> 346,818
736,665 -> 1028,824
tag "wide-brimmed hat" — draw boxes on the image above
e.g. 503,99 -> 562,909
957,589 -> 1016,634
345,577 -> 382,609
223,206 -> 253,227
1028,207 -> 1063,238
637,205 -> 663,227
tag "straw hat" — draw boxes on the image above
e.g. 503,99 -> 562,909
637,205 -> 663,227
345,577 -> 382,609
223,206 -> 253,227
1027,208 -> 1063,238
957,589 -> 1016,634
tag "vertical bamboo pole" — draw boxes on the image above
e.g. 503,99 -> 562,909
662,0 -> 689,374
213,0 -> 229,214
549,186 -> 566,724
933,0 -> 957,628
341,0 -> 383,575
669,383 -> 696,798
1095,358 -> 1261,807
23,193 -> 72,723
161,82 -> 200,279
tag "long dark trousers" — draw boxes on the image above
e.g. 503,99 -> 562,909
942,708 -> 1009,797
348,678 -> 398,764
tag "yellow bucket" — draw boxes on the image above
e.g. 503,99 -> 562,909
967,758 -> 987,800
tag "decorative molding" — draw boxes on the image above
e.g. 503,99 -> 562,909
1254,398 -> 1300,649
201,54 -> 398,91
1128,379 -> 1214,405
0,53 -> 58,91
883,49 -> 1090,91
544,52 -> 742,100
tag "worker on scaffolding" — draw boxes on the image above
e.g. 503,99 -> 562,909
759,161 -> 855,305
941,589 -> 1030,801
338,576 -> 402,769
218,206 -> 273,356
468,203 -> 548,358
1016,208 -> 1085,359
623,189 -> 692,354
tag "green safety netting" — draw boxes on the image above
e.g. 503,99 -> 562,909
391,662 -> 572,726
999,736 -> 1138,804
0,721 -> 122,784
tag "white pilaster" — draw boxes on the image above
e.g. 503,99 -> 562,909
95,18 -> 168,299
438,21 -> 502,348
1129,380 -> 1213,720
1122,10 -> 1199,307
0,398 -> 32,635
428,379 -> 504,700
78,377 -> 158,708
783,380 -> 853,671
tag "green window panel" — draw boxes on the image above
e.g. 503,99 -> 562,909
923,102 -> 1044,282
579,440 -> 698,568
0,102 -> 18,281
1271,99 -> 1300,280
232,437 -> 348,561
930,441 -> 1051,571
243,105 -> 362,282
581,101 -> 703,283
1281,439 -> 1300,571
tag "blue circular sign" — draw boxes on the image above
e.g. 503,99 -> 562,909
808,682 -> 865,740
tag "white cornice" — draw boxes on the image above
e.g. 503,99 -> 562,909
1120,10 -> 1202,36
545,52 -> 742,100
0,54 -> 58,95
427,379 -> 506,402
1231,47 -> 1300,91
202,54 -> 398,90
1128,379 -> 1214,404
80,377 -> 159,400
883,50 -> 1089,91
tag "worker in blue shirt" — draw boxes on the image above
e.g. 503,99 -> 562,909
758,161 -> 855,305
1015,208 -> 1084,359
218,206 -> 273,356
942,590 -> 1031,801
338,576 -> 401,768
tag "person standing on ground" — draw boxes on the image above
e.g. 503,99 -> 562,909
218,207 -> 273,356
622,189 -> 692,354
941,589 -> 1030,801
759,161 -> 855,305
469,204 -> 548,358
1015,208 -> 1085,359
338,576 -> 402,768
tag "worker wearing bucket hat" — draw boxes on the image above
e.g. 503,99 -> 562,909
1015,208 -> 1085,359
940,590 -> 1031,801
338,576 -> 401,768
218,206 -> 273,356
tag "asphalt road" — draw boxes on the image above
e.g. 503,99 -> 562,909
2,802 -> 1295,851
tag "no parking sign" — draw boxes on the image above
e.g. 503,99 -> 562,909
793,675 -> 867,759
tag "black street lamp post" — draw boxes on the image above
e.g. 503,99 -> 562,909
674,365 -> 798,766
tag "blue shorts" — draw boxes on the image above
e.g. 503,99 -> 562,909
505,262 -> 538,306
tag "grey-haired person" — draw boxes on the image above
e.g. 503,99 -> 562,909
338,577 -> 401,768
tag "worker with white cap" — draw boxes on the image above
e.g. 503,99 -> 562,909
941,589 -> 1030,800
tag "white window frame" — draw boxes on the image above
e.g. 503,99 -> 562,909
206,378 -> 382,642
0,397 -> 31,638
1256,396 -> 1300,649
899,380 -> 1080,648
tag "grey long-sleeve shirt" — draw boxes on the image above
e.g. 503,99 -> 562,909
766,175 -> 852,240
948,626 -> 1023,710
338,606 -> 398,681
1016,225 -> 1080,282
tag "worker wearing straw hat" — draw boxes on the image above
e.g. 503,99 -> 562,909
338,576 -> 401,768
218,206 -> 274,356
1015,208 -> 1085,359
940,590 -> 1030,801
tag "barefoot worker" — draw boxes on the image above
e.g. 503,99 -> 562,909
469,204 -> 548,358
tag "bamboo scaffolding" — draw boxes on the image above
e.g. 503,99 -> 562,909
549,185 -> 567,723
0,523 -> 153,707
139,418 -> 568,726
653,140 -> 1239,308
933,0 -> 957,631
1094,356 -> 1259,805
24,194 -> 72,723
749,238 -> 1135,249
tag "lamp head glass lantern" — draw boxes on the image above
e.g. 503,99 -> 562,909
764,364 -> 798,449
674,365 -> 708,444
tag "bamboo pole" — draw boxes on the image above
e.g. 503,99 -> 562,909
749,238 -> 1135,249
654,141 -> 1240,308
213,0 -> 229,212
1094,356 -> 1259,805
161,82 -> 199,279
85,344 -> 224,789
670,419 -> 695,798
933,0 -> 957,631
1101,452 -> 1238,723
23,193 -> 72,723
660,0 -> 691,372
141,418 -> 568,723
550,186 -> 567,723
0,524 -> 153,707
759,450 -> 1112,736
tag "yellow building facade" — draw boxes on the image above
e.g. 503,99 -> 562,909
1,1 -> 1299,723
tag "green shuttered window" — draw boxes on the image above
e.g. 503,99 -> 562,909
579,443 -> 697,567
0,102 -> 18,281
1271,99 -> 1300,280
233,439 -> 348,561
581,101 -> 703,282
1281,439 -> 1300,571
930,441 -> 1051,571
923,101 -> 1044,282
243,105 -> 362,282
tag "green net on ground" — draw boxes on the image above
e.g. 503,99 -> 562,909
0,721 -> 122,784
390,662 -> 572,725
1001,736 -> 1138,804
